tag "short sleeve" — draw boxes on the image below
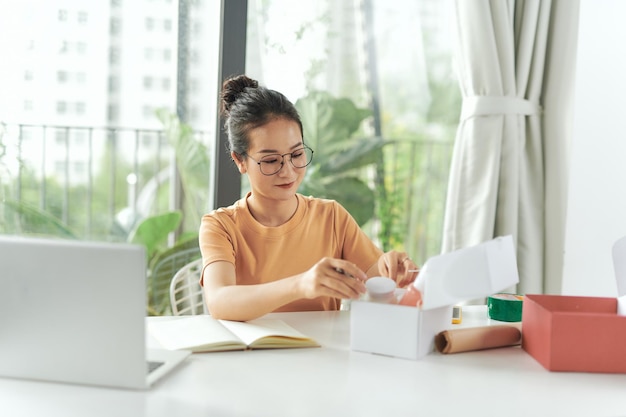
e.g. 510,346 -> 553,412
198,212 -> 237,286
332,201 -> 383,272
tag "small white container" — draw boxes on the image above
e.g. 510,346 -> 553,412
365,277 -> 397,304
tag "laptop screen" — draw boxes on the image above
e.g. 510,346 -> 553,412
0,235 -> 149,388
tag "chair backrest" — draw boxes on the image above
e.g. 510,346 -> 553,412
169,258 -> 207,316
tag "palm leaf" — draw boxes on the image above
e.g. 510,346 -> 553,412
1,199 -> 77,238
128,211 -> 182,259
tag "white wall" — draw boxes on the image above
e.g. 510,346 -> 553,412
562,0 -> 626,296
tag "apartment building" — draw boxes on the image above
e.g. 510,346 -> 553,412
0,0 -> 219,184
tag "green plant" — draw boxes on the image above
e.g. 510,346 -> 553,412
156,109 -> 212,234
0,123 -> 13,232
136,111 -> 213,315
1,199 -> 78,237
295,91 -> 386,226
127,210 -> 183,261
145,236 -> 200,316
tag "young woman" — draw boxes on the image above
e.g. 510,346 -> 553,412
199,75 -> 419,321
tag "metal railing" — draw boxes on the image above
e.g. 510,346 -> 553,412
0,123 -> 212,242
1,122 -> 453,262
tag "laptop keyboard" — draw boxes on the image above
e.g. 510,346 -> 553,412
147,360 -> 165,374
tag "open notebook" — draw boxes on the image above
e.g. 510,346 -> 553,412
149,315 -> 320,352
0,235 -> 190,390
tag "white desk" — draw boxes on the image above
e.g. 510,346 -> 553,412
2,308 -> 626,417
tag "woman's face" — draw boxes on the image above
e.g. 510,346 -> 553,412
234,118 -> 306,203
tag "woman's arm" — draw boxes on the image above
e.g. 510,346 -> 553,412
203,257 -> 367,321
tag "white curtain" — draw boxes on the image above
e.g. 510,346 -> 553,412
442,0 -> 580,295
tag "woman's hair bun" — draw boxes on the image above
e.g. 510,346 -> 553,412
221,75 -> 259,115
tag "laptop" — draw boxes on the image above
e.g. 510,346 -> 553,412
0,235 -> 190,390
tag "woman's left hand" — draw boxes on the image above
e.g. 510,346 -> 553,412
377,251 -> 419,288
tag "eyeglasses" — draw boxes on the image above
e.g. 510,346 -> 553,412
244,146 -> 314,176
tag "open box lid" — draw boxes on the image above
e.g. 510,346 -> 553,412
611,235 -> 626,315
419,235 -> 520,310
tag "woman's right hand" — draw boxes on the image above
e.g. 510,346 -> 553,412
297,257 -> 367,300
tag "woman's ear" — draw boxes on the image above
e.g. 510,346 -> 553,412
231,152 -> 247,174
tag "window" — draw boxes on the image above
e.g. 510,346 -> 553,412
21,129 -> 33,141
55,130 -> 68,145
0,1 -> 458,264
78,11 -> 88,24
107,104 -> 119,119
73,161 -> 86,176
108,76 -> 119,92
142,105 -> 154,118
189,49 -> 199,63
109,47 -> 120,64
245,0 -> 459,257
73,131 -> 87,146
75,102 -> 86,115
193,21 -> 202,35
56,101 -> 67,114
54,161 -> 67,177
110,18 -> 121,34
140,132 -> 154,148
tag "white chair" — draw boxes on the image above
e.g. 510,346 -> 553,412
169,258 -> 207,315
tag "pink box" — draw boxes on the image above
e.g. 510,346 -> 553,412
522,235 -> 626,373
522,294 -> 626,373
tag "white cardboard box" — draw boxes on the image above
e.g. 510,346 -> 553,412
350,235 -> 520,360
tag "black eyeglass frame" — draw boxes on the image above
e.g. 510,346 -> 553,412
243,145 -> 314,176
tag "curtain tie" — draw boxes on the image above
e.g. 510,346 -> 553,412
461,96 -> 542,121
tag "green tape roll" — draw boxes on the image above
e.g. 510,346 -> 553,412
487,293 -> 524,322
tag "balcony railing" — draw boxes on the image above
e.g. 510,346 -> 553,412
0,122 -> 212,241
1,122 -> 453,263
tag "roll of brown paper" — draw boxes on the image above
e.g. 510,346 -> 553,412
435,325 -> 522,354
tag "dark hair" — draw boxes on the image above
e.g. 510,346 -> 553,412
220,75 -> 303,156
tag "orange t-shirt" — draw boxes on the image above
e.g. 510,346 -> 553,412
199,193 -> 383,312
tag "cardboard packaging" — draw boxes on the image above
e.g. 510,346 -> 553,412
350,235 -> 520,360
521,235 -> 626,373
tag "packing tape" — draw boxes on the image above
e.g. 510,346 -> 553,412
487,293 -> 524,322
